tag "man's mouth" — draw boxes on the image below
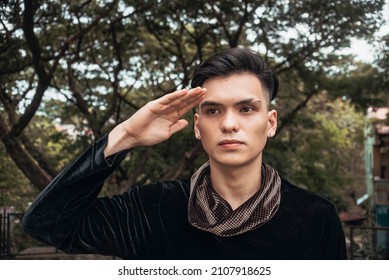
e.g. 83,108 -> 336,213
218,139 -> 244,148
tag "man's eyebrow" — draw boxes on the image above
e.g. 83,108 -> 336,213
235,98 -> 262,105
200,98 -> 262,107
199,99 -> 262,109
199,101 -> 223,108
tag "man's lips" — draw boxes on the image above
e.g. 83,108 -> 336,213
218,139 -> 244,148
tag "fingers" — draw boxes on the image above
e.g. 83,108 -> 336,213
170,119 -> 189,135
160,87 -> 206,114
159,89 -> 188,105
176,88 -> 207,117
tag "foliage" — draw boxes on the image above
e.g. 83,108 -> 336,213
375,34 -> 389,95
265,93 -> 366,211
0,0 -> 388,212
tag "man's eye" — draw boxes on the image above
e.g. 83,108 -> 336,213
240,107 -> 255,113
207,108 -> 220,114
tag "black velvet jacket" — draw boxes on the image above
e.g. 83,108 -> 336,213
22,135 -> 347,259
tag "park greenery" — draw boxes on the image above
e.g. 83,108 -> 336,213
1,0 -> 388,213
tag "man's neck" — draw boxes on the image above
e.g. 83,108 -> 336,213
209,158 -> 262,210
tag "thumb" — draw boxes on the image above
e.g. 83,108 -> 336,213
170,119 -> 189,135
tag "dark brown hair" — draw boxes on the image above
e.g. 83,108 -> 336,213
191,48 -> 278,102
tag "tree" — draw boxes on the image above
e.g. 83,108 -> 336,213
375,33 -> 389,105
265,92 -> 366,210
0,0 -> 386,209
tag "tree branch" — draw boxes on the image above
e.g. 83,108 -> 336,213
277,91 -> 317,134
2,136 -> 52,191
19,132 -> 57,177
9,0 -> 51,138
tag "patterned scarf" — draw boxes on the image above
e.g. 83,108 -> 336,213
188,161 -> 281,237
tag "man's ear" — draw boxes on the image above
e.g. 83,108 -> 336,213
267,110 -> 277,137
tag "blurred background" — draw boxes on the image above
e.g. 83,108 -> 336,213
1,0 -> 388,259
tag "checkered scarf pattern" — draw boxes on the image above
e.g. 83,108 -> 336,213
188,161 -> 281,237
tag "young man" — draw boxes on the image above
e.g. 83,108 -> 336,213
22,48 -> 347,259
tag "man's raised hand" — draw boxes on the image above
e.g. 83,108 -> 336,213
104,87 -> 206,157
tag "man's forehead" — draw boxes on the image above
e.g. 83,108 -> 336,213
201,73 -> 270,105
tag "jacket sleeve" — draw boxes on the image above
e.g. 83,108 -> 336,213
21,134 -> 153,259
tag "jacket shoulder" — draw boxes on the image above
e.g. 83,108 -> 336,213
280,178 -> 338,212
128,179 -> 190,201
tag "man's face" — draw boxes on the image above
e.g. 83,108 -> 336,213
194,72 -> 277,168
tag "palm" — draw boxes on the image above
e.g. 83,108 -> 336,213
124,87 -> 206,146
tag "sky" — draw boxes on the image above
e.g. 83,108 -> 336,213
344,1 -> 389,63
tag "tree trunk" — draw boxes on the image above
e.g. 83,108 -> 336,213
2,136 -> 52,191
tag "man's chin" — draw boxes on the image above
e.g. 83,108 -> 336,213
210,156 -> 262,169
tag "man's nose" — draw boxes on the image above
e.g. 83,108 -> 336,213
220,112 -> 239,133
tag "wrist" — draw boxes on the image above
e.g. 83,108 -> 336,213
104,123 -> 138,157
